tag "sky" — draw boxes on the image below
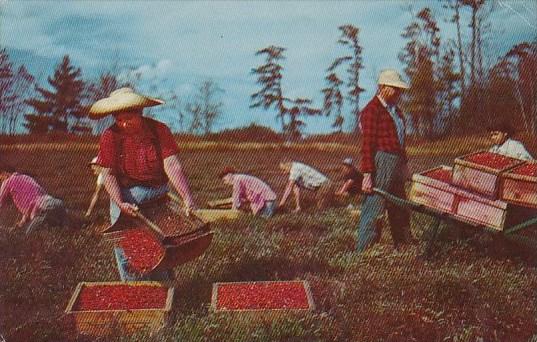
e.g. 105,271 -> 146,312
1,0 -> 536,134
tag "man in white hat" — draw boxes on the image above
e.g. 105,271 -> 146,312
356,69 -> 413,252
89,88 -> 196,224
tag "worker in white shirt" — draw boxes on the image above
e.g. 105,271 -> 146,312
278,160 -> 334,212
85,157 -> 105,217
488,121 -> 533,160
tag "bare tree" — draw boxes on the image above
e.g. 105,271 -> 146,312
0,50 -> 36,135
187,80 -> 224,135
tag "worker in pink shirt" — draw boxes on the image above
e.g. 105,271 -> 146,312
219,166 -> 277,218
0,164 -> 67,234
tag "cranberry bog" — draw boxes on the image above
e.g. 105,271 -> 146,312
211,280 -> 315,319
65,281 -> 173,337
1,138 -> 537,341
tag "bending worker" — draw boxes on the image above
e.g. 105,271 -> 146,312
88,87 -> 196,224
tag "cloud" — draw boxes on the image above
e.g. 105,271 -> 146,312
4,0 -> 536,134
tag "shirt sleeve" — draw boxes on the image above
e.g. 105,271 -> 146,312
359,105 -> 377,173
97,129 -> 116,170
0,177 -> 11,207
155,122 -> 179,159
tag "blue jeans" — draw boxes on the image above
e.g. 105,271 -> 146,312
26,196 -> 67,235
260,201 -> 276,218
356,151 -> 411,252
109,184 -> 169,224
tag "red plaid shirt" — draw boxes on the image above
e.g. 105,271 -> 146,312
359,96 -> 406,173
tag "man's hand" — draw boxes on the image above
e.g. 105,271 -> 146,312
362,173 -> 373,194
16,216 -> 28,228
118,202 -> 139,216
184,202 -> 197,217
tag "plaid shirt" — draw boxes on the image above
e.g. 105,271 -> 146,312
359,96 -> 406,173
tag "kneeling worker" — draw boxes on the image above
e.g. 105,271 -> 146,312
219,166 -> 277,218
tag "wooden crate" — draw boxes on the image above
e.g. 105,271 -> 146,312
501,162 -> 537,209
410,165 -> 458,214
211,280 -> 315,319
65,281 -> 173,337
452,150 -> 524,198
410,165 -> 510,230
194,209 -> 241,223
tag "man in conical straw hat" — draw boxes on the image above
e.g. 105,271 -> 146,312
89,87 -> 196,225
356,69 -> 414,252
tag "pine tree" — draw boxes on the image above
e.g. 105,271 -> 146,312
399,7 -> 441,139
322,72 -> 344,133
25,55 -> 86,133
336,25 -> 365,132
285,97 -> 321,140
250,46 -> 287,133
436,47 -> 460,135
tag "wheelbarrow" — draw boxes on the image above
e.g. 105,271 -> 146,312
372,188 -> 537,259
100,195 -> 213,277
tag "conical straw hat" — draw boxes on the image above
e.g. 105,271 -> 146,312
89,87 -> 164,119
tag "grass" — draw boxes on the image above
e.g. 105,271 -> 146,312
0,139 -> 536,341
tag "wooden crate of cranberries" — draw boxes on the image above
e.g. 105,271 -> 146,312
501,161 -> 537,209
452,150 -> 524,198
65,281 -> 173,337
210,280 -> 315,321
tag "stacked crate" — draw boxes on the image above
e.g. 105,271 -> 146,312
410,150 -> 536,231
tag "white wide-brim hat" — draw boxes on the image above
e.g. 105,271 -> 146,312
89,87 -> 164,119
377,69 -> 409,89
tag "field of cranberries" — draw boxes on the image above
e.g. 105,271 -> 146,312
1,137 -> 536,341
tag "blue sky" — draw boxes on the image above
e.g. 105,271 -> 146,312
2,1 -> 536,134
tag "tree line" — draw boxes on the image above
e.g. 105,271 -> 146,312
1,1 -> 535,139
0,52 -> 224,135
251,1 -> 536,139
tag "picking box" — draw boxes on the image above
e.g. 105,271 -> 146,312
101,196 -> 213,276
452,151 -> 524,198
410,166 -> 510,230
501,162 -> 537,209
65,281 -> 173,337
211,280 -> 315,319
